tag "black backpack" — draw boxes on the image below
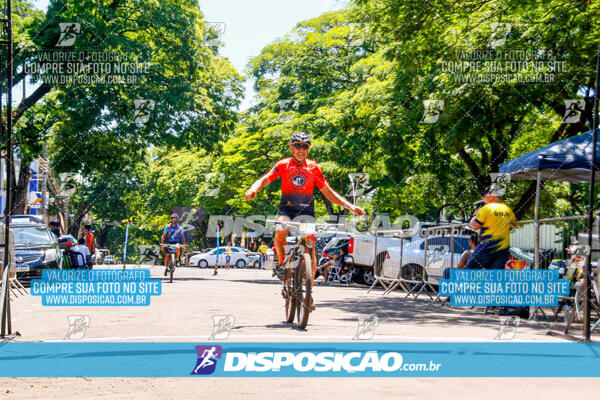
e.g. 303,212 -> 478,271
69,251 -> 87,269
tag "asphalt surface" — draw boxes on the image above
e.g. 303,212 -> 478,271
1,264 -> 598,399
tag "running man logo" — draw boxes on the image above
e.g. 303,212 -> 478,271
563,100 -> 585,123
420,100 -> 444,124
489,22 -> 511,48
133,100 -> 155,124
191,345 -> 223,375
571,245 -> 590,257
495,316 -> 519,340
209,315 -> 235,340
489,173 -> 511,197
64,315 -> 90,340
353,315 -> 378,340
278,99 -> 300,112
347,173 -> 369,198
427,246 -> 448,270
277,99 -> 300,123
205,22 -> 226,47
199,173 -> 225,197
56,23 -> 80,47
138,245 -> 160,266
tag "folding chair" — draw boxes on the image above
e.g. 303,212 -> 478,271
327,256 -> 352,285
69,251 -> 88,269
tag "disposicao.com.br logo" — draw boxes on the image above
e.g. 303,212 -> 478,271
190,345 -> 442,376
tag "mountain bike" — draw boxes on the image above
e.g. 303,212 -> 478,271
161,243 -> 186,283
268,220 -> 342,329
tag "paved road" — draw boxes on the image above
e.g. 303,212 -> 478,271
1,265 -> 598,399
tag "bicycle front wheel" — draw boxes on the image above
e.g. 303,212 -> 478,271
296,253 -> 313,329
169,257 -> 174,283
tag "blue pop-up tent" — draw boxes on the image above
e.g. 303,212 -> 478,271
499,130 -> 600,183
499,130 -> 598,269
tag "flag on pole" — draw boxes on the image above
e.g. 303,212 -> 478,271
123,220 -> 131,269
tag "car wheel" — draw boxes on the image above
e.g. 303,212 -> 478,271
236,259 -> 246,269
363,269 -> 375,285
402,264 -> 425,281
198,260 -> 208,269
252,261 -> 259,268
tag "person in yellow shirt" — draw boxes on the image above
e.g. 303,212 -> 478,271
467,185 -> 517,269
258,240 -> 269,269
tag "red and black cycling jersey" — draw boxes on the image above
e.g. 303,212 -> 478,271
265,158 -> 328,214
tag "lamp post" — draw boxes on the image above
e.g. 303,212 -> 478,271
1,0 -> 13,339
584,31 -> 600,342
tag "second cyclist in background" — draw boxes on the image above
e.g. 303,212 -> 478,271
161,213 -> 186,276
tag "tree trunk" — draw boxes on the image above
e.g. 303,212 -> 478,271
11,158 -> 31,214
97,225 -> 111,248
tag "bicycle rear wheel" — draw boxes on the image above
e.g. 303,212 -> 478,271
296,253 -> 313,329
284,271 -> 296,323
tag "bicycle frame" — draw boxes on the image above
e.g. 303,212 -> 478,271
162,243 -> 186,283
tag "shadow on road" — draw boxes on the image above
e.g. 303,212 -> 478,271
316,294 -> 535,331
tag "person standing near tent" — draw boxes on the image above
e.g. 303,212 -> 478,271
467,184 -> 517,270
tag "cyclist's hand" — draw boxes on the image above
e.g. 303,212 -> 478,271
244,188 -> 257,201
349,205 -> 366,216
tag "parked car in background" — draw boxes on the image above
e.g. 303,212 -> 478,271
382,235 -> 471,284
342,233 -> 406,285
58,234 -> 77,246
245,251 -> 261,268
189,246 -> 253,269
103,255 -> 116,265
4,216 -> 61,281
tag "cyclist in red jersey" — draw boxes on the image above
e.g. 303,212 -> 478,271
245,131 -> 365,278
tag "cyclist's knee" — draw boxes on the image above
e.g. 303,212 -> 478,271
274,229 -> 288,240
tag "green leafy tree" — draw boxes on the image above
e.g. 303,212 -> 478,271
3,0 -> 243,213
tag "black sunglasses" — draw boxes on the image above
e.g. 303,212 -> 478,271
291,143 -> 309,150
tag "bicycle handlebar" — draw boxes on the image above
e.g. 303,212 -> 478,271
265,220 -> 344,229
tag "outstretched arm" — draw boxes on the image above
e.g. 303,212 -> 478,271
245,174 -> 271,201
320,182 -> 366,216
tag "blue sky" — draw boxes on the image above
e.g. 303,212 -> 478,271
198,0 -> 347,109
31,0 -> 348,110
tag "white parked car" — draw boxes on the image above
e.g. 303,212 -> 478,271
103,255 -> 116,265
381,235 -> 471,284
189,246 -> 254,269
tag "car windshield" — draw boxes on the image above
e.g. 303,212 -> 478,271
13,226 -> 54,245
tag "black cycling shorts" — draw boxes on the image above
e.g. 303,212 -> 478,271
277,208 -> 315,221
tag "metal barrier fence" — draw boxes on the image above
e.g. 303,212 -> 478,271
367,215 -> 594,298
368,223 -> 472,299
511,216 -> 589,265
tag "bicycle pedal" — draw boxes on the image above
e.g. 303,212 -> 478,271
275,268 -> 287,280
